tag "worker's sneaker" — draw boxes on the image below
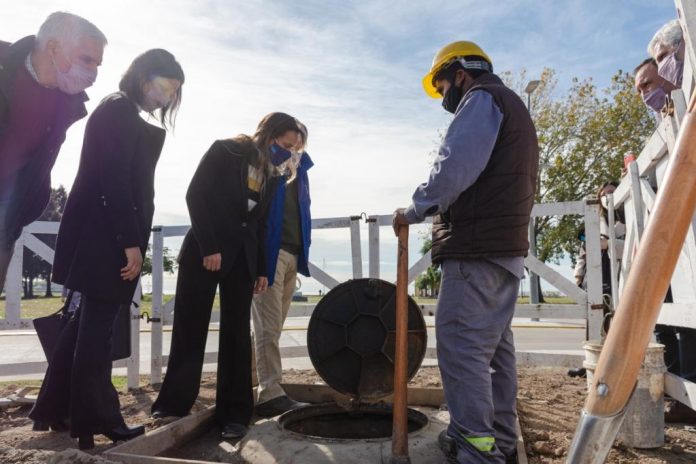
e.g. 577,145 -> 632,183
437,430 -> 458,463
255,395 -> 309,418
504,450 -> 518,464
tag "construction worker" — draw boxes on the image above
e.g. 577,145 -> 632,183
393,41 -> 539,463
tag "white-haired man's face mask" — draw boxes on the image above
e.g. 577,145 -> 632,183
46,35 -> 104,94
654,39 -> 685,88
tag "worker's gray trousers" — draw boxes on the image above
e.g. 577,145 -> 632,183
436,259 -> 519,464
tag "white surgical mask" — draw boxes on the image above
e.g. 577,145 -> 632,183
53,50 -> 97,95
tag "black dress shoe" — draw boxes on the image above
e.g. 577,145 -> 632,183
32,420 -> 69,432
221,423 -> 248,439
78,434 -> 95,450
103,424 -> 145,442
255,395 -> 309,418
567,367 -> 587,378
151,409 -> 181,420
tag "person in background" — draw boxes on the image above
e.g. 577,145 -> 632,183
597,181 -> 625,297
634,58 -> 676,116
29,49 -> 185,450
648,19 -> 685,89
151,113 -> 304,440
0,12 -> 106,295
252,121 -> 313,418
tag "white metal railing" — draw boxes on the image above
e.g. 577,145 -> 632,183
1,204 -> 604,387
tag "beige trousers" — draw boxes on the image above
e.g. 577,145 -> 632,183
252,249 -> 297,403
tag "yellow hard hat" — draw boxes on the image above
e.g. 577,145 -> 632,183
422,41 -> 492,98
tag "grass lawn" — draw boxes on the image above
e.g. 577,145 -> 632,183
0,293 -> 574,320
0,376 -> 129,392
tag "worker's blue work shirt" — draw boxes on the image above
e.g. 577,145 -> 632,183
404,90 -> 525,279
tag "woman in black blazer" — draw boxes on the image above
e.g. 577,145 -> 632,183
29,49 -> 185,450
151,113 -> 303,440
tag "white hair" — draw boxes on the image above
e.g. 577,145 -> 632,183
36,11 -> 107,50
647,19 -> 683,58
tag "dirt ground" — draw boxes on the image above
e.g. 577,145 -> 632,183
1,368 -> 695,463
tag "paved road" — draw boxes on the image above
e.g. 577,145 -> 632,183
0,317 -> 585,381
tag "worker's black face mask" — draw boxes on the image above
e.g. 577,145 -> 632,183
442,79 -> 464,114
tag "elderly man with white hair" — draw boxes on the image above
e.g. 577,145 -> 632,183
0,11 -> 106,294
648,19 -> 685,88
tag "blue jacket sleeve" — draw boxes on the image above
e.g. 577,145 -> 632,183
404,90 -> 503,223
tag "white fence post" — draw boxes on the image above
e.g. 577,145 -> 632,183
584,199 -> 604,340
367,216 -> 380,279
606,193 -> 620,308
127,279 -> 142,390
528,220 -> 540,304
350,216 -> 363,279
5,235 -> 24,329
151,227 -> 164,385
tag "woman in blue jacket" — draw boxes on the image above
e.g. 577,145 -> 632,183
252,121 -> 313,417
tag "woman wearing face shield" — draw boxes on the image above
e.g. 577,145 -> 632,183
151,113 -> 302,441
29,49 -> 185,450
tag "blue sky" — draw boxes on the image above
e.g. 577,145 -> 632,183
2,0 -> 679,291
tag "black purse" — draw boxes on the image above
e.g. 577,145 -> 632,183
33,292 -> 132,362
33,291 -> 76,362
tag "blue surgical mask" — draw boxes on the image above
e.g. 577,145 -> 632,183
269,143 -> 292,166
643,87 -> 667,113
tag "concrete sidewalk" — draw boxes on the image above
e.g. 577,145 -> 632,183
0,317 -> 585,381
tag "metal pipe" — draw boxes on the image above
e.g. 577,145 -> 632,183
390,225 -> 411,464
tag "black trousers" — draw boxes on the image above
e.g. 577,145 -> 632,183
152,251 -> 254,426
29,295 -> 125,435
655,325 -> 696,382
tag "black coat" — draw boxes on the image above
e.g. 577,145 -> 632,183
178,138 -> 278,279
52,93 -> 165,304
0,36 -> 88,248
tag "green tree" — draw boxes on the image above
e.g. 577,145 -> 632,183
415,233 -> 440,297
141,244 -> 177,276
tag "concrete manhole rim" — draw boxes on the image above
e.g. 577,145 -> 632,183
275,402 -> 431,443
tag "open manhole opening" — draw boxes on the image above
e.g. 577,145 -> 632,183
279,403 -> 429,440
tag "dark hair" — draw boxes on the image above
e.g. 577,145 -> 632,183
597,180 -> 620,218
633,57 -> 657,75
119,49 -> 185,129
252,112 -> 302,174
